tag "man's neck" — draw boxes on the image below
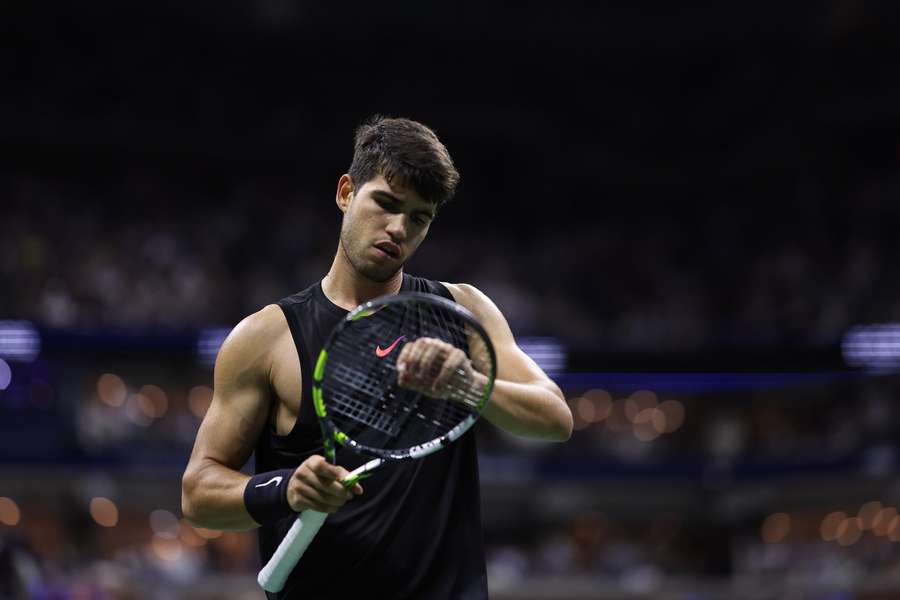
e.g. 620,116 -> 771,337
321,247 -> 403,311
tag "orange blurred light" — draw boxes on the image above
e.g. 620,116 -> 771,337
650,408 -> 667,433
873,507 -> 897,536
97,373 -> 127,407
575,396 -> 596,423
820,511 -> 846,542
658,400 -> 685,433
761,512 -> 791,543
624,390 -> 657,422
605,400 -> 630,432
836,517 -> 863,546
633,418 -> 660,442
888,516 -> 900,542
188,385 -> 214,419
194,526 -> 223,540
179,519 -> 207,547
89,497 -> 119,527
138,385 -> 168,418
583,389 -> 613,422
0,497 -> 21,526
858,501 -> 883,530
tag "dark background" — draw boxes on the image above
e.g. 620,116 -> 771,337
2,1 -> 900,598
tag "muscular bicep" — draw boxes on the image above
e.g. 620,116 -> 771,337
450,284 -> 562,395
186,310 -> 279,472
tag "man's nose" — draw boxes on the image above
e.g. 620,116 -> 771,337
385,213 -> 408,241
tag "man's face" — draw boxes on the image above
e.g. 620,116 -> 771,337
339,174 -> 436,282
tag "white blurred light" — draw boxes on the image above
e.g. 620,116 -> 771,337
0,321 -> 41,362
0,358 -> 10,390
151,535 -> 183,562
518,337 -> 566,374
842,323 -> 900,371
150,509 -> 180,539
197,328 -> 232,367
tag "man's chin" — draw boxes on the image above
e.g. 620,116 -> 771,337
358,262 -> 402,284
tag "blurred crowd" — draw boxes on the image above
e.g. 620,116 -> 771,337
2,165 -> 900,352
3,353 -> 900,597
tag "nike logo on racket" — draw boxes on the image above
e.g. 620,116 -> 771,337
255,476 -> 283,488
375,335 -> 406,358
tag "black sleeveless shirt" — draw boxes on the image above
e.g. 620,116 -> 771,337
256,274 -> 488,600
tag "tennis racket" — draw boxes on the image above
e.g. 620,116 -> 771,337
258,291 -> 496,593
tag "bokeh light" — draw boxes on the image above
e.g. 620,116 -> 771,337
873,507 -> 897,536
179,519 -> 208,547
137,384 -> 168,419
888,516 -> 900,542
583,389 -> 613,422
657,400 -> 685,433
761,513 -> 791,543
125,393 -> 153,427
194,526 -> 223,540
633,408 -> 661,442
820,511 -> 846,542
0,320 -> 41,362
605,400 -> 630,433
151,535 -> 183,561
0,497 -> 21,526
836,517 -> 863,546
858,501 -> 882,530
188,385 -> 214,419
624,390 -> 657,423
575,396 -> 596,423
97,373 -> 127,407
150,509 -> 180,539
0,358 -> 11,390
89,497 -> 119,527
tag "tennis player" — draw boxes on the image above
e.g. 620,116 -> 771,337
181,116 -> 573,599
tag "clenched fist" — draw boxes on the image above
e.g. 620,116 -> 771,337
396,337 -> 486,406
287,455 -> 364,513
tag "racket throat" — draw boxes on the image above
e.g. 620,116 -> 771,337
342,458 -> 383,487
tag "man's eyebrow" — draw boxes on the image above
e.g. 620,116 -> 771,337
372,190 -> 435,219
371,190 -> 401,203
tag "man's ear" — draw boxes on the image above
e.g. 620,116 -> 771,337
336,174 -> 354,213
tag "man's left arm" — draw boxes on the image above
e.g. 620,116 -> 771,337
445,283 -> 573,442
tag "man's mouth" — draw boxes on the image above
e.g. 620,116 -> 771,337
374,241 -> 401,259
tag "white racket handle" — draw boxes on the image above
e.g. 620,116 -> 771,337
257,459 -> 382,593
258,509 -> 327,593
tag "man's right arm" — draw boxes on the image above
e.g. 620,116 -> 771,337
180,305 -> 361,531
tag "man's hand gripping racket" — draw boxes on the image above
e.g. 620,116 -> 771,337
258,292 -> 496,593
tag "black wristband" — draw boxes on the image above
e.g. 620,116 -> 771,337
244,469 -> 296,525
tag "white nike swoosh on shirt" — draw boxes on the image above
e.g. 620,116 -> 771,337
255,476 -> 284,488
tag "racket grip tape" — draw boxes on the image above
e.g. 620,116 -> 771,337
257,509 -> 328,593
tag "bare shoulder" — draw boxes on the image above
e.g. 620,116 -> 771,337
442,282 -> 497,314
215,304 -> 289,382
441,282 -> 510,337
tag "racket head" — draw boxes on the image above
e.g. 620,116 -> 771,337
311,292 -> 496,462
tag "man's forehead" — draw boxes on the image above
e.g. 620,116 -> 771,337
364,175 -> 433,209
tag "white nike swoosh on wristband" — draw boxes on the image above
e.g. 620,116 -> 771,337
254,476 -> 284,488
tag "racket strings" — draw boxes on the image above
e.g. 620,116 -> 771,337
322,299 -> 492,451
